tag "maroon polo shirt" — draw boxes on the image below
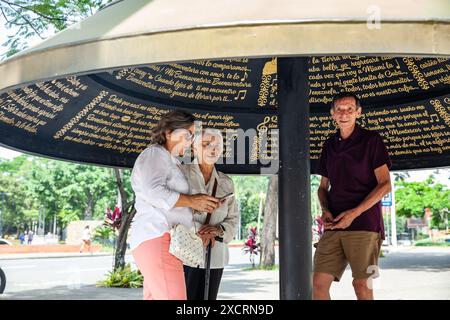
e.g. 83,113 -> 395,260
316,124 -> 392,239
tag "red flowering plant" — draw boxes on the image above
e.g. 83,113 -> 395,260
312,215 -> 325,245
314,215 -> 324,236
104,206 -> 122,230
242,226 -> 260,268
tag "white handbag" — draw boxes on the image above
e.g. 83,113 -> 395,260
169,223 -> 204,267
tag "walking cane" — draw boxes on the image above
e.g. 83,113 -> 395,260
204,178 -> 218,300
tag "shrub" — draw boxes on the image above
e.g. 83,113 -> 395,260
97,264 -> 143,288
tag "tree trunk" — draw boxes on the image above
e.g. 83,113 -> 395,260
261,175 -> 278,267
84,193 -> 93,220
113,168 -> 136,270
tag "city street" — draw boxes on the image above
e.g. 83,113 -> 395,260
1,246 -> 449,300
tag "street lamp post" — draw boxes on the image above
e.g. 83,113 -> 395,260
390,173 -> 398,247
0,192 -> 4,238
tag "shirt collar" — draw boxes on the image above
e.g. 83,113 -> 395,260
191,159 -> 219,189
155,144 -> 182,165
335,124 -> 362,142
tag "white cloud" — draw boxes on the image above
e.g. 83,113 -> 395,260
404,168 -> 450,187
0,146 -> 23,159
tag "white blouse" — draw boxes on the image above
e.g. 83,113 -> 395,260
181,162 -> 240,269
129,144 -> 193,251
81,229 -> 91,241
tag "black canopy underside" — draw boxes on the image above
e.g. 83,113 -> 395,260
0,56 -> 449,174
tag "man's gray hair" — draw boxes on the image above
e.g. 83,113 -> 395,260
331,91 -> 361,109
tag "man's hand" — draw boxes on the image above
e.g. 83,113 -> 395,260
321,210 -> 334,230
331,209 -> 359,230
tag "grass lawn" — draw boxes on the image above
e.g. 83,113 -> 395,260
414,239 -> 450,247
243,264 -> 279,271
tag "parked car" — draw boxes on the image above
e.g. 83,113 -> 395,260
445,234 -> 450,243
0,239 -> 7,293
0,266 -> 5,294
0,238 -> 12,245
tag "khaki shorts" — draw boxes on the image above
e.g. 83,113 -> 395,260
313,231 -> 382,282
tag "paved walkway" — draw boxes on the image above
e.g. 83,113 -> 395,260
1,246 -> 448,300
330,246 -> 450,300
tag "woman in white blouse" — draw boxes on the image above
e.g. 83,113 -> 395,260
130,110 -> 220,300
182,128 -> 240,300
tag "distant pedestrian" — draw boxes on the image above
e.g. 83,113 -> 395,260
27,230 -> 34,245
80,226 -> 92,254
19,232 -> 25,245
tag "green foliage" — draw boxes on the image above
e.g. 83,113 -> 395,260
231,175 -> 268,236
0,156 -> 125,235
393,172 -> 410,182
97,263 -> 143,288
1,0 -> 114,58
0,157 -> 37,233
57,208 -> 79,226
384,213 -> 408,236
243,264 -> 279,271
414,239 -> 450,247
93,224 -> 115,245
395,175 -> 450,229
0,0 -> 132,234
310,174 -> 321,218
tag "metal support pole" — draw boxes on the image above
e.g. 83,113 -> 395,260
278,57 -> 312,300
0,193 -> 4,238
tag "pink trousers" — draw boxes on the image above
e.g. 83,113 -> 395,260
132,232 -> 187,300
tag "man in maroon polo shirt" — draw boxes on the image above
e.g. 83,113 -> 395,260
313,92 -> 392,300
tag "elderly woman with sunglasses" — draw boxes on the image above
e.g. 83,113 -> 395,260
130,110 -> 220,300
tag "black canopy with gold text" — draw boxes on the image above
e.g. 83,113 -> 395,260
0,56 -> 449,173
0,0 -> 449,300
